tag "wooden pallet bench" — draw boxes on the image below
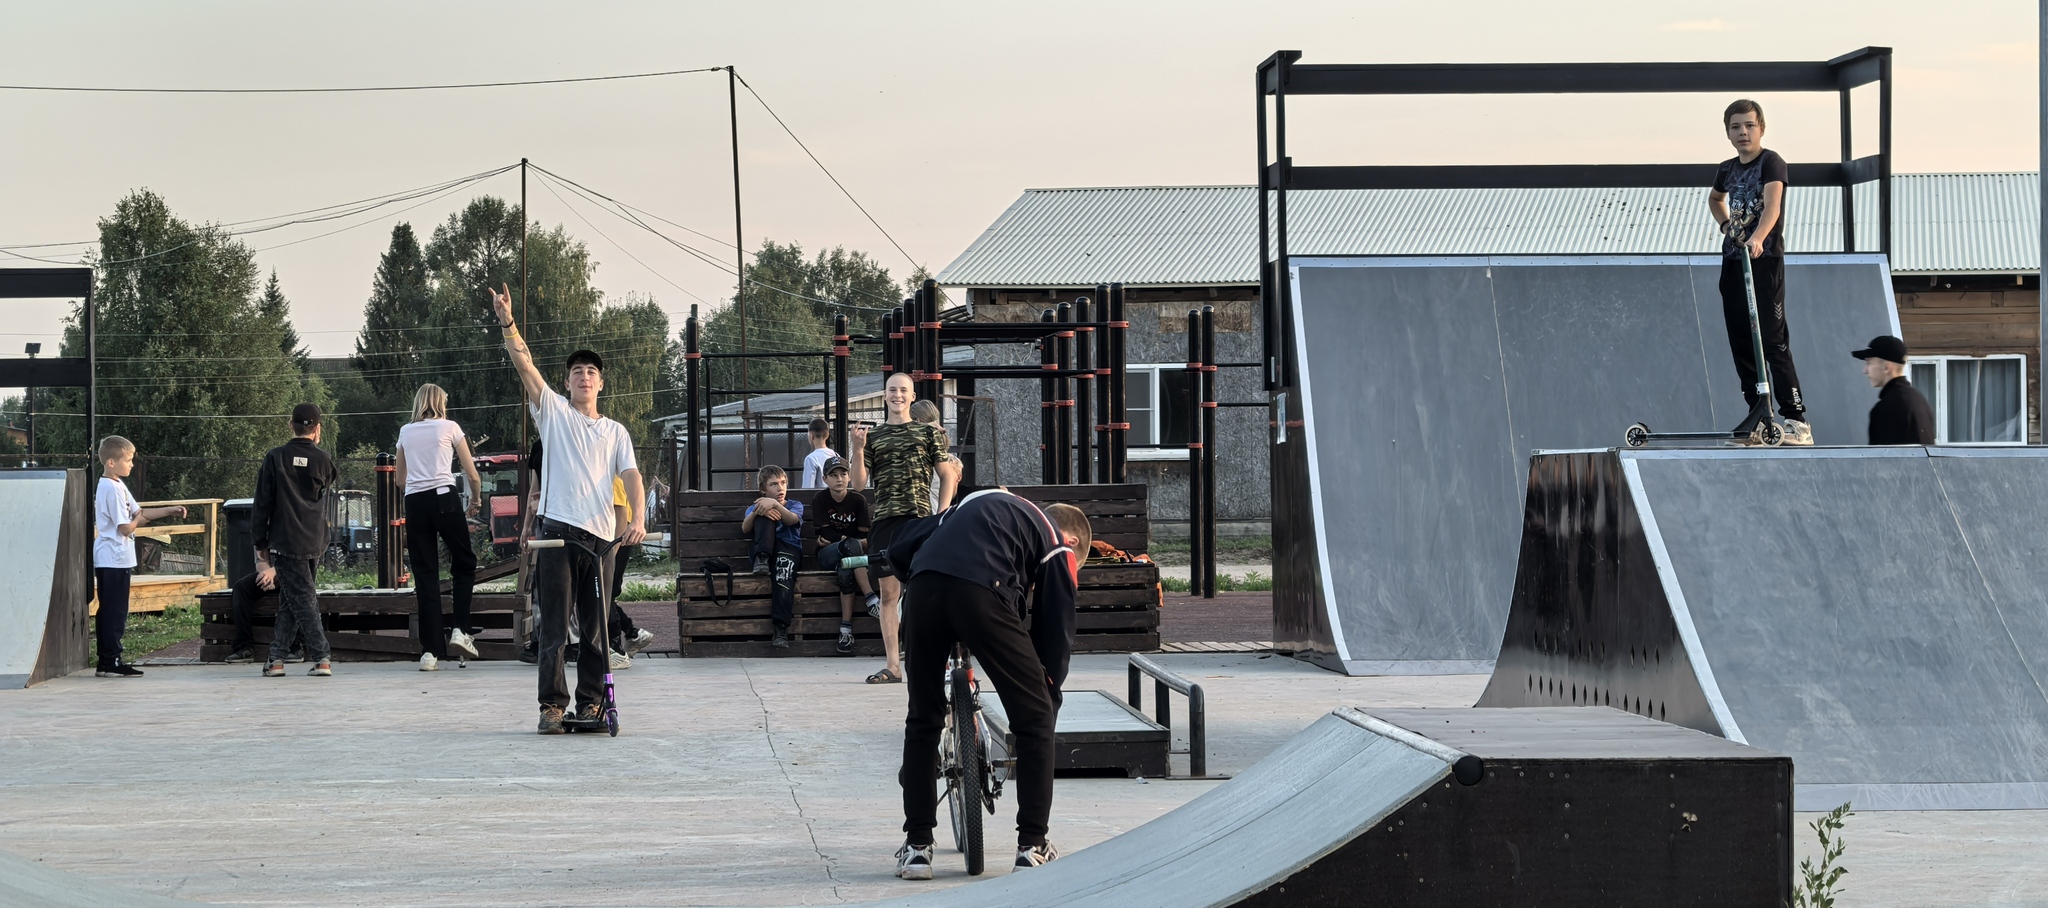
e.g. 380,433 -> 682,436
671,483 -> 1161,658
197,588 -> 527,662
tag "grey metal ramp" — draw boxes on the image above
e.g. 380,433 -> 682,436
1479,447 -> 2048,809
984,689 -> 1170,778
1275,254 -> 1897,674
0,851 -> 214,908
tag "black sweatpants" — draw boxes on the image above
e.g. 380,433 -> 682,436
1719,254 -> 1806,421
899,571 -> 1060,848
404,489 -> 477,659
750,519 -> 798,629
93,567 -> 131,669
535,520 -> 612,711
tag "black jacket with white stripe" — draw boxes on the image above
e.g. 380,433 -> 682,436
887,490 -> 1080,689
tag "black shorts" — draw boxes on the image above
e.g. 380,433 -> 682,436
870,515 -> 916,581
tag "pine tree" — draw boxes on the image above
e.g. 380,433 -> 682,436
258,270 -> 309,370
352,224 -> 432,449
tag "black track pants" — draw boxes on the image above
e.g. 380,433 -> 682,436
1719,254 -> 1806,422
899,571 -> 1060,848
404,489 -> 477,659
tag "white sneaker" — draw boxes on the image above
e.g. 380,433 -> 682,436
1016,841 -> 1060,869
626,628 -> 655,654
609,650 -> 631,671
894,842 -> 934,880
448,629 -> 479,659
1781,419 -> 1814,446
418,652 -> 440,672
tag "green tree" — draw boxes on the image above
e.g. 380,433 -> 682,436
257,269 -> 308,370
351,223 -> 433,449
699,240 -> 897,403
41,190 -> 314,500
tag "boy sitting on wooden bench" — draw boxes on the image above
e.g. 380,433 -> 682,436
741,465 -> 804,648
809,456 -> 879,655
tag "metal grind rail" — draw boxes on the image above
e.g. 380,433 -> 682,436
1127,653 -> 1211,778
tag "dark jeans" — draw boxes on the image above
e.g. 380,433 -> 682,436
1720,254 -> 1805,421
535,520 -> 611,710
815,537 -> 866,595
405,489 -> 478,659
226,571 -> 266,651
751,519 -> 799,629
94,567 -> 131,668
266,556 -> 329,662
899,571 -> 1060,848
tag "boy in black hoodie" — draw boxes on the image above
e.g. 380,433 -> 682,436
253,404 -> 339,677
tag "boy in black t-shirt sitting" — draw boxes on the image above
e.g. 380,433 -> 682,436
809,457 -> 877,654
1709,98 -> 1811,445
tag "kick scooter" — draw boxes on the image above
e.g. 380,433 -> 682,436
528,531 -> 668,736
1625,242 -> 1783,448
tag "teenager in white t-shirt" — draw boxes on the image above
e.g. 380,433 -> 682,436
393,382 -> 484,671
800,417 -> 839,488
92,435 -> 186,677
491,283 -> 645,735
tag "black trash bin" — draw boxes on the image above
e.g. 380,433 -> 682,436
223,498 -> 254,582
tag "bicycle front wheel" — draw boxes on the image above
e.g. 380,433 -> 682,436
950,665 -> 985,875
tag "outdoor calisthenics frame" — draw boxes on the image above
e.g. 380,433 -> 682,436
0,268 -> 97,460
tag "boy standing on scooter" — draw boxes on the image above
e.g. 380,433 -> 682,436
490,284 -> 646,735
1709,98 -> 1812,445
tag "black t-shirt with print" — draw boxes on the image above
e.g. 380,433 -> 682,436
1714,148 -> 1790,258
809,488 -> 872,544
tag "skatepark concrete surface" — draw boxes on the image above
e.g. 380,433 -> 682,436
2,656 -> 2044,907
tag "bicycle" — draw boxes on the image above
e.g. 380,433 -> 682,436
938,642 -> 1010,876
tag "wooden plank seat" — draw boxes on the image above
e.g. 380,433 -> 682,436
670,483 -> 1161,658
197,589 -> 528,663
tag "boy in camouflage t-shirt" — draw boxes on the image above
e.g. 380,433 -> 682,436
851,372 -> 958,683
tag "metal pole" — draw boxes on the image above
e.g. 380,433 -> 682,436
1094,284 -> 1112,481
730,66 -> 749,415
375,452 -> 400,589
1074,294 -> 1093,484
686,310 -> 701,490
1274,57 -> 1297,387
517,159 -> 530,591
1186,309 -> 1204,588
834,314 -> 850,456
1055,302 -> 1073,485
922,279 -> 943,407
84,280 -> 95,461
1877,51 -> 1893,261
1110,284 -> 1128,483
1840,87 -> 1855,252
1256,66 -> 1277,391
2042,0 -> 2047,443
1040,309 -> 1056,483
1201,305 -> 1218,599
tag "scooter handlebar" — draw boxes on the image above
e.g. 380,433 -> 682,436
528,532 -> 669,550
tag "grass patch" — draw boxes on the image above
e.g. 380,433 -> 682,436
1162,571 -> 1272,593
1148,535 -> 1272,567
619,581 -> 674,602
93,604 -> 204,663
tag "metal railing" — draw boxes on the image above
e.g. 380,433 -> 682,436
1127,653 -> 1207,777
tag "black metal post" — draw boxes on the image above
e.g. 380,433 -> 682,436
685,310 -> 701,490
1094,284 -> 1113,482
517,158 -> 530,564
729,67 -> 750,415
1256,64 -> 1277,391
921,279 -> 943,408
1055,302 -> 1073,485
1074,294 -> 1093,484
834,314 -> 850,455
1186,309 -> 1204,589
1839,86 -> 1855,252
1110,283 -> 1129,483
881,309 -> 899,377
1201,305 -> 1218,599
1878,51 -> 1893,260
375,452 -> 402,589
1040,309 -> 1056,483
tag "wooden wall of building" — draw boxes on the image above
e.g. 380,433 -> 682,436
1894,288 -> 2041,443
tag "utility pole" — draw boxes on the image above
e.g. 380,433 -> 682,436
730,65 -> 748,415
24,342 -> 38,460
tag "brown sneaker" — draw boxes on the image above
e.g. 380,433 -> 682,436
262,661 -> 287,677
572,702 -> 603,724
538,705 -> 567,735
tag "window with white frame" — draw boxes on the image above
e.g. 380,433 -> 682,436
1906,355 -> 2027,444
1126,364 -> 1199,451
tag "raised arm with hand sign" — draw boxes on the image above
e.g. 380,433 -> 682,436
492,283 -> 548,403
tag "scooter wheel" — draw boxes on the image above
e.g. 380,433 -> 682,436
1624,423 -> 1651,448
605,709 -> 619,737
1758,421 -> 1784,447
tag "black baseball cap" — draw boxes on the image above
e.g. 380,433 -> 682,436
822,456 -> 850,475
1851,335 -> 1908,365
290,403 -> 323,427
565,349 -> 605,373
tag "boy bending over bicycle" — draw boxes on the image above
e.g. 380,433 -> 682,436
881,490 -> 1090,878
491,284 -> 646,735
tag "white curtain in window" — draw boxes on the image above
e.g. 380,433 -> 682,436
1946,358 -> 2023,443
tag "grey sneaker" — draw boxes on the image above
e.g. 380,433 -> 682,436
836,625 -> 853,655
307,660 -> 333,677
626,628 -> 656,654
1015,841 -> 1060,869
894,842 -> 935,880
538,705 -> 567,735
262,661 -> 287,677
223,646 -> 259,664
1781,419 -> 1814,446
608,650 -> 632,671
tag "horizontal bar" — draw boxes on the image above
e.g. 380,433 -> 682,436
1274,161 -> 1861,191
0,358 -> 89,387
690,351 -> 834,360
706,387 -> 829,396
1129,653 -> 1198,697
1271,55 -> 1885,96
0,267 -> 92,299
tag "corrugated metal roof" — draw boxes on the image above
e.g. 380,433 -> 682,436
935,173 -> 2040,287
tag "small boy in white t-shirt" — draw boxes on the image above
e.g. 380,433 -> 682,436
93,436 -> 186,677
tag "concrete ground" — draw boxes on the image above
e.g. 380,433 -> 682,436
2,656 -> 2044,907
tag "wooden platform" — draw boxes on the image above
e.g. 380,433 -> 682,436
196,588 -> 527,662
670,483 -> 1162,658
90,574 -> 225,616
983,688 -> 1170,778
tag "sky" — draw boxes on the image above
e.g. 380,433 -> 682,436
0,0 -> 2039,382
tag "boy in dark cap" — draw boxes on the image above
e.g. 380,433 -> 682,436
1854,335 -> 1935,445
254,403 -> 339,677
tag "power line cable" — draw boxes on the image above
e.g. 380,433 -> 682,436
0,67 -> 724,94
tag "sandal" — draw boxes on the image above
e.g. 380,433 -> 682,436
866,668 -> 903,684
